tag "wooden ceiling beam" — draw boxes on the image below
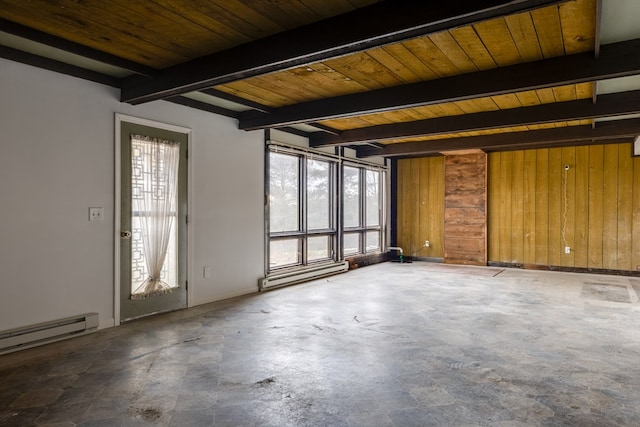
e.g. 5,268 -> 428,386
356,117 -> 640,157
166,96 -> 239,119
310,90 -> 640,146
375,137 -> 633,159
0,45 -> 119,87
0,18 -> 156,77
239,38 -> 640,130
166,97 -> 312,139
200,88 -> 273,114
485,137 -> 632,153
120,0 -> 566,104
199,88 -> 340,135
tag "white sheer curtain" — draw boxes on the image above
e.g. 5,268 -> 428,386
131,135 -> 180,299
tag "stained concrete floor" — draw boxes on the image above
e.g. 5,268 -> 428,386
2,262 -> 640,426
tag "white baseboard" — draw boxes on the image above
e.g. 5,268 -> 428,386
190,286 -> 259,307
99,318 -> 115,329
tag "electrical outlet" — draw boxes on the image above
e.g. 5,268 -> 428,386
564,246 -> 571,254
424,240 -> 430,248
89,207 -> 104,222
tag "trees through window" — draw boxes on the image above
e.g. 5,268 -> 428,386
343,165 -> 384,256
268,150 -> 336,269
267,146 -> 385,273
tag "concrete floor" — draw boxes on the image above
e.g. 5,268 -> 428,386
2,262 -> 640,426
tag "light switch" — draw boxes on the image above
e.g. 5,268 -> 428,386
203,266 -> 211,278
89,207 -> 104,221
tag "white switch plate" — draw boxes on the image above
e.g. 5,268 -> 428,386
564,246 -> 571,254
89,207 -> 104,221
203,266 -> 211,278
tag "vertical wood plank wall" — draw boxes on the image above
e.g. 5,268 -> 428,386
396,157 -> 445,258
488,142 -> 640,271
444,152 -> 487,265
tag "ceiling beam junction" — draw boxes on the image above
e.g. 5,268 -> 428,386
200,89 -> 340,135
0,18 -> 156,77
356,117 -> 640,157
170,90 -> 312,135
592,0 -> 603,106
0,44 -> 119,87
239,38 -> 640,131
167,96 -> 313,138
120,0 -> 566,104
200,88 -> 273,114
310,90 -> 640,146
166,96 -> 239,119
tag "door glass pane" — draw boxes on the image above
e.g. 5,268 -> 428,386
120,121 -> 188,321
366,230 -> 380,252
343,232 -> 361,255
270,239 -> 301,268
366,170 -> 380,227
130,137 -> 179,295
131,214 -> 177,289
270,152 -> 299,233
343,166 -> 360,228
308,235 -> 331,261
307,159 -> 330,230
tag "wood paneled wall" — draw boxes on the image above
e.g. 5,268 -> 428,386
396,157 -> 445,258
444,152 -> 487,265
488,142 -> 640,271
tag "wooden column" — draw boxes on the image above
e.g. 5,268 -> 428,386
444,150 -> 487,265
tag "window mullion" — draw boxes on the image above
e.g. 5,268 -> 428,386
379,170 -> 385,250
337,158 -> 343,260
360,167 -> 366,251
300,155 -> 307,265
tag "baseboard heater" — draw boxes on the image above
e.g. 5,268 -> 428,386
0,313 -> 99,355
260,261 -> 349,291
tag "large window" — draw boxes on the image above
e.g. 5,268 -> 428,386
343,165 -> 384,256
267,144 -> 386,274
268,149 -> 337,271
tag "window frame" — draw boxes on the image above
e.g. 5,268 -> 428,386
266,146 -> 338,273
341,163 -> 386,256
265,142 -> 387,277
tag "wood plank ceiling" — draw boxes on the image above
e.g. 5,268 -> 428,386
217,0 -> 596,131
2,0 -> 639,157
0,0 -> 376,69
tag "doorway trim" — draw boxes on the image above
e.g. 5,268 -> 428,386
114,113 -> 193,326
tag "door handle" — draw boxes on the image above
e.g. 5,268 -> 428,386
120,230 -> 132,239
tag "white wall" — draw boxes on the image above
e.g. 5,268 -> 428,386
0,58 -> 264,331
269,129 -> 309,148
